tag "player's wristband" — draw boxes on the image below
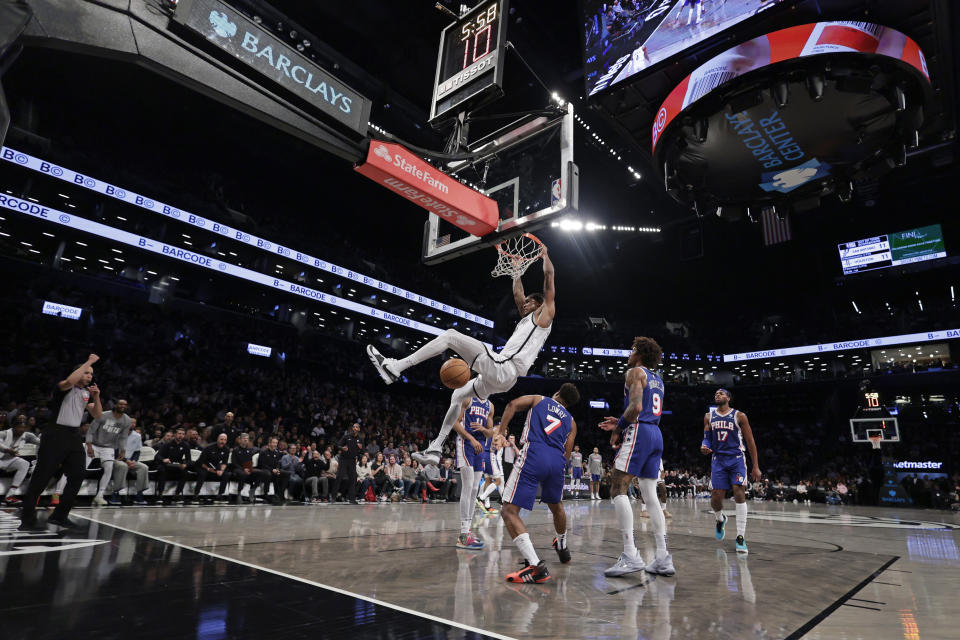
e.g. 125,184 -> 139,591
616,415 -> 630,432
701,436 -> 711,449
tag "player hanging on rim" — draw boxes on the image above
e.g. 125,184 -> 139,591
600,337 -> 675,577
498,383 -> 580,584
452,395 -> 495,550
367,241 -> 555,468
701,388 -> 761,554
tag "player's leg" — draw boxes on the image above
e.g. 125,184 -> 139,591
367,328 -> 487,384
413,378 -> 485,465
481,476 -> 502,501
657,477 -> 672,518
541,460 -> 571,564
94,446 -> 114,505
606,468 -> 645,576
711,459 -> 731,540
546,501 -> 572,564
636,426 -> 674,576
502,453 -> 550,583
1,457 -> 29,504
732,458 -> 749,553
456,442 -> 484,549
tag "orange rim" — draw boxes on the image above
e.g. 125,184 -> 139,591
495,232 -> 544,260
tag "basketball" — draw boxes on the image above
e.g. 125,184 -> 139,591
439,357 -> 471,389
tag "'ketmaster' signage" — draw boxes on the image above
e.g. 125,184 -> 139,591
172,0 -> 371,134
355,142 -> 499,236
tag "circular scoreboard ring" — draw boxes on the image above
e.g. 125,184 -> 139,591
650,22 -> 935,215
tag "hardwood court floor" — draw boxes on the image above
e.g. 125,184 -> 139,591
2,499 -> 958,639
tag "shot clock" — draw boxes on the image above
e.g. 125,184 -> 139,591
429,0 -> 509,124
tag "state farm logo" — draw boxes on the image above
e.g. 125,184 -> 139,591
652,107 -> 668,148
374,145 -> 393,163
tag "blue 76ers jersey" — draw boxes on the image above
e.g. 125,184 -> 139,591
624,367 -> 665,426
521,397 -> 573,454
708,408 -> 744,457
465,398 -> 491,437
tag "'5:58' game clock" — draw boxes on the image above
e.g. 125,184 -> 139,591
429,0 -> 509,124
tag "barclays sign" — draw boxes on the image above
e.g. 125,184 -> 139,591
172,0 -> 371,134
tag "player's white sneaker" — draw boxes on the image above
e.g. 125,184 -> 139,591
604,552 -> 646,577
644,553 -> 676,577
92,494 -> 108,506
366,345 -> 399,385
412,449 -> 441,467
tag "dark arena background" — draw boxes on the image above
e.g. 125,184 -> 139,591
0,1 -> 958,638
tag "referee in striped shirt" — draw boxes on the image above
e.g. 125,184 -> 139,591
19,354 -> 103,531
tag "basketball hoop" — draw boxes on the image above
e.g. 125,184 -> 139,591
491,233 -> 544,279
868,434 -> 882,450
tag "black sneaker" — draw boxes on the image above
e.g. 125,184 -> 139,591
47,516 -> 78,529
17,519 -> 47,533
366,345 -> 399,385
506,560 -> 551,584
552,537 -> 572,564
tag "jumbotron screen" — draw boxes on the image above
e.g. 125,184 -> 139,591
838,224 -> 948,275
583,0 -> 786,96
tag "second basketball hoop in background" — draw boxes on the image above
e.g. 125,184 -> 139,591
440,357 -> 471,389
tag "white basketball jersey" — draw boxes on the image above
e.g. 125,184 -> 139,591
498,313 -> 551,374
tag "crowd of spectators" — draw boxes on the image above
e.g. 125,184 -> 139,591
0,276 -> 958,511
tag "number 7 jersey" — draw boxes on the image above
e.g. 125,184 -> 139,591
520,397 -> 573,455
625,366 -> 665,426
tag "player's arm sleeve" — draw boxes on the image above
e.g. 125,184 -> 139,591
701,413 -> 712,449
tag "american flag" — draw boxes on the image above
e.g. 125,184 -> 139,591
761,208 -> 792,246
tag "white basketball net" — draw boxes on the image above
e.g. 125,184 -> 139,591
491,233 -> 544,279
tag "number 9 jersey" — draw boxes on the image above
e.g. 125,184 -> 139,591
626,366 -> 665,427
613,366 -> 665,480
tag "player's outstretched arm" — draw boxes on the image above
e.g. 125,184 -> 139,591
738,412 -> 761,481
500,395 -> 543,430
512,276 -> 526,315
564,418 -> 577,461
700,413 -> 712,454
536,245 -> 556,328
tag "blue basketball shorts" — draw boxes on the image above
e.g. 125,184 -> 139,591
613,422 -> 663,479
711,454 -> 747,490
455,436 -> 484,472
503,445 -> 565,510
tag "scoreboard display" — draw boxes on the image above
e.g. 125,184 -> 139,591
429,0 -> 509,123
838,224 -> 947,275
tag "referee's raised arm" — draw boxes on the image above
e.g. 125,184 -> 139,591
59,353 -> 99,390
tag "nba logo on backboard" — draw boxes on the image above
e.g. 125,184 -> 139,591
551,178 -> 562,206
